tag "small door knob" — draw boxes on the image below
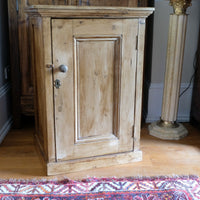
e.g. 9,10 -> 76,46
59,65 -> 68,73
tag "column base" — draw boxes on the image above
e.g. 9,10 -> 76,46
148,121 -> 188,140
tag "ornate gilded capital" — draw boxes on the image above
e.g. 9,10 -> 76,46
170,0 -> 192,15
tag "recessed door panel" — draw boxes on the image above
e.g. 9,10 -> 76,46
74,36 -> 121,144
52,19 -> 138,161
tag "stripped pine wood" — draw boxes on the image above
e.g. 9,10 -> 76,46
52,19 -> 137,162
27,6 -> 153,175
134,18 -> 146,151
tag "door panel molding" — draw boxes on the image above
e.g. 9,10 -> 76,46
74,36 -> 122,144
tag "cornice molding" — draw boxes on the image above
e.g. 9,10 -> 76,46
25,6 -> 155,18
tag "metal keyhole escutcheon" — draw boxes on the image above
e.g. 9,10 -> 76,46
54,79 -> 61,89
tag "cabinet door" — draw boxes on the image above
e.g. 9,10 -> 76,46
52,19 -> 138,161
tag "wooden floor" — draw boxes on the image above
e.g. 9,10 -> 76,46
0,121 -> 200,180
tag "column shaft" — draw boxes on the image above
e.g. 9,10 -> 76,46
161,14 -> 187,122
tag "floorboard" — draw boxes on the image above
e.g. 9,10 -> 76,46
0,122 -> 199,180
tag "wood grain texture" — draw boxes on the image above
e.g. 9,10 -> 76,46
27,7 -> 153,175
42,18 -> 56,163
52,19 -> 137,163
118,19 -> 138,152
20,96 -> 34,116
75,37 -> 119,140
13,0 -> 35,116
18,0 -> 34,97
47,151 -> 142,175
52,19 -> 74,161
72,20 -> 123,143
134,18 -> 146,151
29,17 -> 46,159
30,17 -> 56,163
26,6 -> 154,18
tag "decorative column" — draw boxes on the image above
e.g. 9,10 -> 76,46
149,0 -> 192,140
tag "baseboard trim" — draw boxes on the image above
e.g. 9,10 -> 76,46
145,82 -> 193,123
0,82 -> 11,99
0,116 -> 13,144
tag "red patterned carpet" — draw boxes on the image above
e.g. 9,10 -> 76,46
0,176 -> 199,199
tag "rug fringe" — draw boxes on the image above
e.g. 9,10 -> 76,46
0,175 -> 199,184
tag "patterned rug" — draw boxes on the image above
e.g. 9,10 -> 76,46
0,176 -> 200,200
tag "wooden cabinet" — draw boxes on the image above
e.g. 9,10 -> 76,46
27,6 -> 154,175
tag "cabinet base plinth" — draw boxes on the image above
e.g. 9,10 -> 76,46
148,121 -> 188,140
46,151 -> 142,176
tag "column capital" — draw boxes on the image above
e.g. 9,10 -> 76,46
170,0 -> 192,15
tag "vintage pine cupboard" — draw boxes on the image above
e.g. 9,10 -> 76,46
26,6 -> 154,175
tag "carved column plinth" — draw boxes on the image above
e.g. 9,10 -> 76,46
149,0 -> 191,140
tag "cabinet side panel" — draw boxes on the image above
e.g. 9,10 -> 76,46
30,17 -> 54,162
30,18 -> 45,158
118,19 -> 138,151
134,19 -> 146,151
42,18 -> 56,162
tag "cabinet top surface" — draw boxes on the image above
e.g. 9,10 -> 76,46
25,5 -> 154,18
